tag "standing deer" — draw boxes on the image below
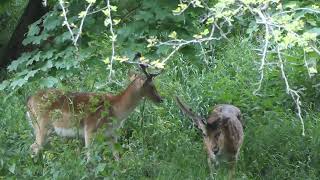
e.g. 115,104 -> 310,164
26,53 -> 163,159
175,96 -> 244,178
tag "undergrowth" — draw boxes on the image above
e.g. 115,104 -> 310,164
0,39 -> 319,179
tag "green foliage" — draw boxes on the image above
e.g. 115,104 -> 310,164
1,39 -> 319,179
0,0 -> 320,179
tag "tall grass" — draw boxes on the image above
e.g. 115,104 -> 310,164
0,39 -> 319,179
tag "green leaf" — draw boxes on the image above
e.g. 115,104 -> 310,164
40,76 -> 59,88
10,78 -> 27,89
95,163 -> 106,175
0,80 -> 9,91
54,31 -> 73,44
23,32 -> 50,45
113,143 -> 122,152
7,52 -> 33,72
86,0 -> 96,3
27,20 -> 41,37
24,70 -> 39,80
41,60 -> 53,71
308,28 -> 320,36
42,49 -> 56,59
8,163 -> 15,174
134,11 -> 154,21
8,60 -> 22,72
283,2 -> 297,9
26,51 -> 42,66
156,45 -> 171,55
43,13 -> 61,31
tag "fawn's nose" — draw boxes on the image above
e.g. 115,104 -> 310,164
213,147 -> 220,155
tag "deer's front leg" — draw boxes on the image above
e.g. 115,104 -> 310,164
30,114 -> 50,157
111,135 -> 120,161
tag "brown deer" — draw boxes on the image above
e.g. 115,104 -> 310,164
175,96 -> 244,178
26,53 -> 163,159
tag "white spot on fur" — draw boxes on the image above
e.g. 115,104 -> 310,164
54,127 -> 83,137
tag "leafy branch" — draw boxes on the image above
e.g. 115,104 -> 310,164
59,0 -> 94,49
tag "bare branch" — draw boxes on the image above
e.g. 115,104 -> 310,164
105,0 -> 116,80
277,46 -> 305,136
253,9 -> 270,95
59,0 -> 93,48
74,3 -> 93,46
59,0 -> 76,43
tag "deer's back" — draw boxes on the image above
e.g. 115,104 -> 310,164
27,89 -> 113,129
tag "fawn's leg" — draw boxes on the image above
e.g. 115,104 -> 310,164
227,155 -> 237,180
111,135 -> 120,161
204,138 -> 217,178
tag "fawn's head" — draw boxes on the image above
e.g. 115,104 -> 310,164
206,120 -> 224,155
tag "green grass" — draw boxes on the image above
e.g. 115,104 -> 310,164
0,39 -> 319,179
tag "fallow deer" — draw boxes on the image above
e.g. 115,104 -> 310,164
175,96 -> 244,178
26,53 -> 163,159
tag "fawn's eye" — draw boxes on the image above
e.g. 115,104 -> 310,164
202,132 -> 208,137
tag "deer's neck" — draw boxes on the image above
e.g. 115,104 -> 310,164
111,81 -> 143,120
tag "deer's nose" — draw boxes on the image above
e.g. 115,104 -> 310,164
213,147 -> 220,155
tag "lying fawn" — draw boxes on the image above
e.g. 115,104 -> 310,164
26,53 -> 163,159
175,96 -> 244,177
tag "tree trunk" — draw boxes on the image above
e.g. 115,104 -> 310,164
0,0 -> 48,69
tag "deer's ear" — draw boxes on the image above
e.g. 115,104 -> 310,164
128,70 -> 138,81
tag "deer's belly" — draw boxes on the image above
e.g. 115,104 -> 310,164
51,112 -> 84,137
54,127 -> 84,137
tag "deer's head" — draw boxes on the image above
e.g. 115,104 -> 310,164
139,63 -> 163,103
130,53 -> 163,103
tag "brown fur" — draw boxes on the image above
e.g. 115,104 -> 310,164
27,74 -> 162,159
175,97 -> 244,178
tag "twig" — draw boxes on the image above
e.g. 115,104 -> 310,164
253,9 -> 270,95
303,50 -> 312,78
311,45 -> 320,56
87,6 -> 108,16
59,0 -> 76,43
277,46 -> 305,136
74,3 -> 93,46
173,1 -> 193,16
275,8 -> 320,16
59,0 -> 93,48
